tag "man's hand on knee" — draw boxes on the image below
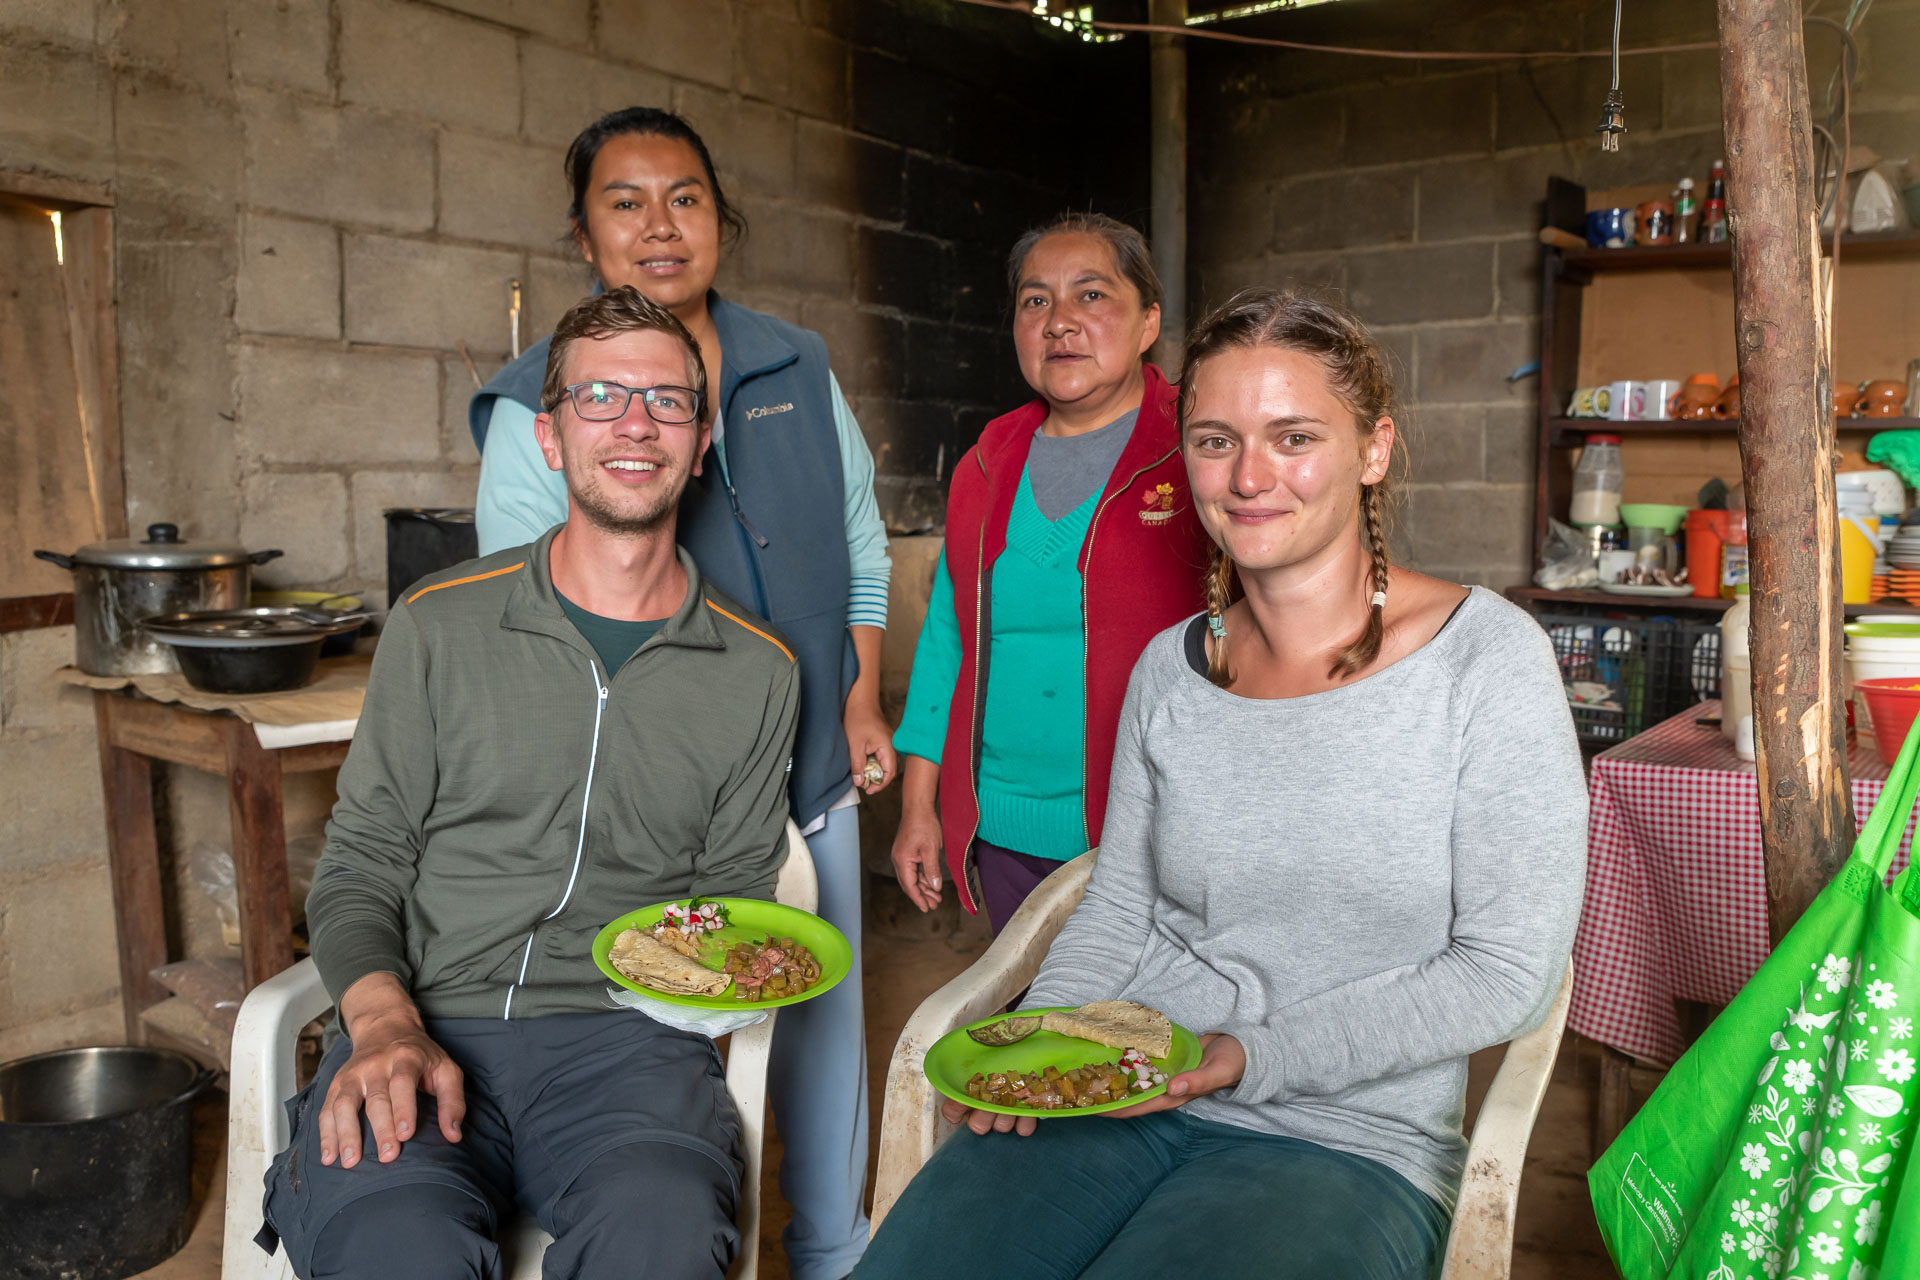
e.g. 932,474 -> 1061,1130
320,972 -> 467,1169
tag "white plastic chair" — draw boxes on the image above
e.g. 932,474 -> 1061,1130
871,851 -> 1574,1280
223,821 -> 816,1280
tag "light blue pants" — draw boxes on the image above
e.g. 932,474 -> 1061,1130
769,804 -> 870,1280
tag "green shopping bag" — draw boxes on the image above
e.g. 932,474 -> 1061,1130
1591,713 -> 1920,1280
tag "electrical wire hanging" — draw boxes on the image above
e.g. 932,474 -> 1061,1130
1594,0 -> 1625,151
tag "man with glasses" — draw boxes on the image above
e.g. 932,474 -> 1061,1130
259,287 -> 801,1279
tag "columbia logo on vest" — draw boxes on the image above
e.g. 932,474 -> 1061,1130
745,403 -> 795,419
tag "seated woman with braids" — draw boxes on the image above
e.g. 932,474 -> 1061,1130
855,291 -> 1588,1280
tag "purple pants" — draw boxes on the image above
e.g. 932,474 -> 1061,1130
972,839 -> 1073,934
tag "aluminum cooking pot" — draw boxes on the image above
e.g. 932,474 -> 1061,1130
34,523 -> 283,677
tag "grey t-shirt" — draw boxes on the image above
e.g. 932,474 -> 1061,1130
1027,409 -> 1139,520
1022,588 -> 1588,1210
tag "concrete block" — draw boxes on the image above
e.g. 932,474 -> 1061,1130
1409,406 -> 1484,486
521,43 -> 673,149
1347,242 -> 1494,327
1494,56 -> 1659,154
431,0 -> 590,44
112,74 -> 241,205
798,298 -> 906,400
903,321 -> 998,406
1193,253 -> 1347,313
350,469 -> 484,583
522,253 -> 596,346
1660,49 -> 1725,132
1484,403 -> 1536,486
111,0 -> 230,97
439,132 -> 569,250
1374,325 -> 1417,401
1495,237 -> 1540,321
238,343 -> 442,466
739,12 -> 845,122
0,862 -> 120,1023
674,83 -> 796,198
237,214 -> 341,340
1415,321 -> 1537,406
904,153 -> 1038,253
600,0 -> 735,90
855,227 -> 949,317
2,0 -> 98,44
853,395 -> 959,484
0,732 -> 106,871
1191,181 -> 1274,266
343,233 -> 527,352
242,90 -> 436,233
339,0 -> 518,134
1271,169 -> 1415,253
241,471 -> 351,586
795,118 -> 903,222
732,199 -> 852,295
113,212 -> 243,539
851,47 -> 952,154
1196,90 -> 1345,184
0,1001 -> 123,1062
880,534 -> 941,695
0,627 -> 93,736
229,0 -> 331,94
1396,483 -> 1532,587
1342,72 -> 1494,168
1417,150 -> 1566,243
0,42 -> 114,181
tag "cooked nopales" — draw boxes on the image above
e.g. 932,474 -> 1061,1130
1039,1001 -> 1173,1061
609,928 -> 731,996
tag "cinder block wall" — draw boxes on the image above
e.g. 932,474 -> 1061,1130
0,0 -> 1145,1045
1188,0 -> 1920,588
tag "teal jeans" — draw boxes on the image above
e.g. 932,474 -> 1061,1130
855,1110 -> 1448,1280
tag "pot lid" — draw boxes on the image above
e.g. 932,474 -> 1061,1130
141,606 -> 369,643
66,523 -> 259,569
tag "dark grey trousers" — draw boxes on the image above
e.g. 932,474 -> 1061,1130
260,1011 -> 743,1279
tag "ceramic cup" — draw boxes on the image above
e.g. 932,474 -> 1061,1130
1856,380 -> 1907,418
1644,379 -> 1681,420
1604,379 -> 1646,421
1585,207 -> 1634,249
1711,375 -> 1742,420
1670,374 -> 1721,420
1835,383 -> 1863,416
1568,386 -> 1612,418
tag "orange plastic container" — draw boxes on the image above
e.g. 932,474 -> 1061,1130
1685,510 -> 1732,598
1858,677 -> 1920,765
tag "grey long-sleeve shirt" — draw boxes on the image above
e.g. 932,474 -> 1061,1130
1023,588 -> 1588,1210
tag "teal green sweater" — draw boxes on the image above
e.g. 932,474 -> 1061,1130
895,470 -> 1096,860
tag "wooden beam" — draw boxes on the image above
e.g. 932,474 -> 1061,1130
0,169 -> 114,211
1717,0 -> 1854,941
0,593 -> 74,632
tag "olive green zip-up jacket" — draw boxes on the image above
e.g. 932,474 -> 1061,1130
307,528 -> 800,1020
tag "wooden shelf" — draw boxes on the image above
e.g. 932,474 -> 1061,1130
1509,587 -> 1920,618
1547,417 -> 1915,446
1561,228 -> 1920,273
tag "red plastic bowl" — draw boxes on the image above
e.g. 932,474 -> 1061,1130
1859,677 -> 1920,766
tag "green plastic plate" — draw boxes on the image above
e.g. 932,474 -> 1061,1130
591,898 -> 851,1010
922,1008 -> 1203,1118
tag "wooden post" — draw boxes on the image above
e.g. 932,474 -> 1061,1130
1717,0 -> 1854,941
1148,0 -> 1187,369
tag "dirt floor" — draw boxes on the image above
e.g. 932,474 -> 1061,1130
136,878 -> 1632,1279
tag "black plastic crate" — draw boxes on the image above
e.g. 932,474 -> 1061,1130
1531,609 -> 1721,745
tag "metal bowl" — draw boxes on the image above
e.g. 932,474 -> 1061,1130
141,607 -> 368,694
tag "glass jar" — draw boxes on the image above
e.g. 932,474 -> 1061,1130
1569,433 -> 1625,527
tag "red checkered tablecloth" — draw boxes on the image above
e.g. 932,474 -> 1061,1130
1569,701 -> 1916,1066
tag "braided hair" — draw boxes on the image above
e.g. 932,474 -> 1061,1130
1178,289 -> 1402,687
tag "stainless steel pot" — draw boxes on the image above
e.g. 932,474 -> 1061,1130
34,523 -> 283,676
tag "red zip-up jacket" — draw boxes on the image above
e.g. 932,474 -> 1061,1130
937,363 -> 1212,913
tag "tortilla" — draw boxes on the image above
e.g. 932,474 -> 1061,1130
609,928 -> 732,997
1039,1001 -> 1173,1061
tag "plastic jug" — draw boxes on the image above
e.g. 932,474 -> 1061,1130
1839,509 -> 1882,605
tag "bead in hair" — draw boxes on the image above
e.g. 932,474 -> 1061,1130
1370,590 -> 1386,609
1208,612 -> 1227,639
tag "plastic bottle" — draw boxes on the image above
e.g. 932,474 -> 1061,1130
1700,161 -> 1729,244
1720,585 -> 1751,754
1674,177 -> 1699,244
1569,434 -> 1625,527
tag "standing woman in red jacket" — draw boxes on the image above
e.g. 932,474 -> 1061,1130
890,213 -> 1211,932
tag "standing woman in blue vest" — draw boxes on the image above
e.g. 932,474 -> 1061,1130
469,107 -> 890,1280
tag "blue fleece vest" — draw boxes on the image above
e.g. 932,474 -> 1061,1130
470,294 -> 855,824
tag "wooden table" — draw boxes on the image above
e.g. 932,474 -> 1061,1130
93,690 -> 352,1042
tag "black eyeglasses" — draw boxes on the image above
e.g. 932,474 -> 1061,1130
557,381 -> 704,425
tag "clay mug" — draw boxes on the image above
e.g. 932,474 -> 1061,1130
1834,383 -> 1862,416
1669,373 -> 1721,420
1857,379 -> 1907,418
1710,374 -> 1742,420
